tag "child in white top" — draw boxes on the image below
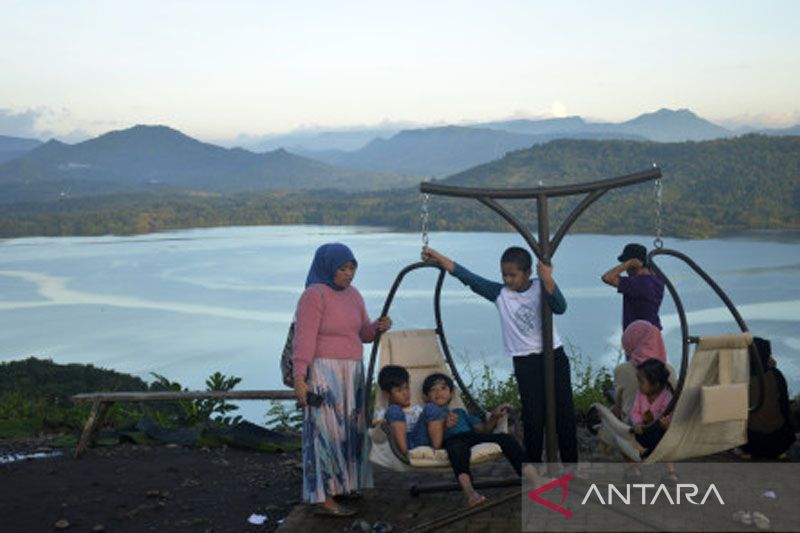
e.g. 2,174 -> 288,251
422,246 -> 577,466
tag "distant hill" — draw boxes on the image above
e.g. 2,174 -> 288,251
0,135 -> 42,164
300,125 -> 645,177
0,125 -> 412,203
2,135 -> 798,239
293,109 -> 744,177
476,116 -> 595,135
758,124 -> 800,137
244,108 -> 747,159
435,134 -> 800,236
235,126 -> 402,152
611,108 -> 733,142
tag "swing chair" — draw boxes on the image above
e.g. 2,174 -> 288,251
365,261 -> 511,474
593,246 -> 766,463
365,197 -> 514,480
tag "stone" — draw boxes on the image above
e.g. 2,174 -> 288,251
54,519 -> 70,529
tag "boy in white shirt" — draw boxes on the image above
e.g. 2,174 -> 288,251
422,246 -> 577,466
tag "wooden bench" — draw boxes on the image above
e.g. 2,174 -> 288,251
71,390 -> 295,458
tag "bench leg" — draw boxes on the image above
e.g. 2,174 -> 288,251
74,401 -> 110,458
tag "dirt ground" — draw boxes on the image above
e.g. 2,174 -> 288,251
0,441 -> 302,533
3,432 -> 797,533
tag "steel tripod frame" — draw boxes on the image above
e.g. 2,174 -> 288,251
420,167 -> 662,466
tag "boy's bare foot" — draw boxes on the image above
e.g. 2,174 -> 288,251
466,493 -> 487,508
522,465 -> 552,489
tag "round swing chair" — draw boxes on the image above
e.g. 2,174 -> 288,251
364,261 -> 513,474
593,246 -> 765,463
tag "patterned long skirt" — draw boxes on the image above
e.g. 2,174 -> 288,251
302,357 -> 373,503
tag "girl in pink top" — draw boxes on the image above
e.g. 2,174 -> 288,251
293,243 -> 391,516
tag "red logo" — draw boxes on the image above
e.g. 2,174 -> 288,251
527,472 -> 574,518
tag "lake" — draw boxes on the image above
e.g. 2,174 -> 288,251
1,225 -> 799,424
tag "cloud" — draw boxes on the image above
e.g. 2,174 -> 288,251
0,109 -> 42,139
716,110 -> 800,130
0,107 -> 96,142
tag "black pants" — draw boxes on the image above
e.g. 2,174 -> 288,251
444,432 -> 527,481
512,347 -> 578,464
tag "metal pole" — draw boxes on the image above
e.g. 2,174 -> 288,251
537,194 -> 558,469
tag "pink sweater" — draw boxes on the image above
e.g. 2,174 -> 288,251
292,284 -> 379,378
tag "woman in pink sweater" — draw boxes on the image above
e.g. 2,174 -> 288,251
293,243 -> 391,516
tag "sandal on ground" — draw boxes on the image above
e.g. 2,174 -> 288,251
752,511 -> 770,530
314,503 -> 357,517
732,510 -> 752,526
335,491 -> 363,501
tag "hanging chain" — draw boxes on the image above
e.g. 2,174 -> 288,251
420,192 -> 430,247
653,176 -> 664,249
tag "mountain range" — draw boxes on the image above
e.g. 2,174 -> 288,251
0,126 -> 414,203
0,108 -> 798,204
1,134 -> 798,239
0,135 -> 42,164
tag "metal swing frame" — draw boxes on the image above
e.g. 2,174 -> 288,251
647,248 -> 765,425
419,168 -> 663,465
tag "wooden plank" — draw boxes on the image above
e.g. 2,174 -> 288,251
72,390 -> 296,402
74,400 -> 110,458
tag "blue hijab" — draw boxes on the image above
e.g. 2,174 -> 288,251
305,243 -> 358,290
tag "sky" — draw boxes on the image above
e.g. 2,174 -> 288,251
1,0 -> 798,142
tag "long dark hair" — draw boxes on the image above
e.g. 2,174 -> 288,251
636,358 -> 673,393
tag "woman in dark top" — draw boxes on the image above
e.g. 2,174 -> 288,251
741,337 -> 796,459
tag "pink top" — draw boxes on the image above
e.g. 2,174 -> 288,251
630,387 -> 673,425
292,283 -> 379,378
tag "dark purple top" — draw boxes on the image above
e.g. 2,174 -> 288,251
618,274 -> 665,330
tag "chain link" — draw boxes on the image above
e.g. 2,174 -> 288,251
654,177 -> 663,249
420,193 -> 430,247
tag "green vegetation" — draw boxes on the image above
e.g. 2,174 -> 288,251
1,135 -> 798,239
265,400 -> 304,431
462,342 -> 614,419
0,358 -> 244,443
148,371 -> 243,428
0,357 -> 147,438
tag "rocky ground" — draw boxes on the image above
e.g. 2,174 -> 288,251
0,439 -> 302,533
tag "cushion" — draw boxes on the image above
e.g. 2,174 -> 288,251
384,330 -> 444,369
408,443 -> 503,468
701,383 -> 749,424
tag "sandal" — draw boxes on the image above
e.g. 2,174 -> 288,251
752,511 -> 770,530
314,503 -> 357,517
732,510 -> 752,526
335,491 -> 363,501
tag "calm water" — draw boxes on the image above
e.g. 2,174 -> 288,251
1,226 -> 799,423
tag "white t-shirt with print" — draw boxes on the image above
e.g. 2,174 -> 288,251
496,283 -> 562,357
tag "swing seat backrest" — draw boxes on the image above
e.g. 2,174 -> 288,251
700,336 -> 750,424
373,329 -> 466,414
643,332 -> 751,463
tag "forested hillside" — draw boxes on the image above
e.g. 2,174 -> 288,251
1,135 -> 797,239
